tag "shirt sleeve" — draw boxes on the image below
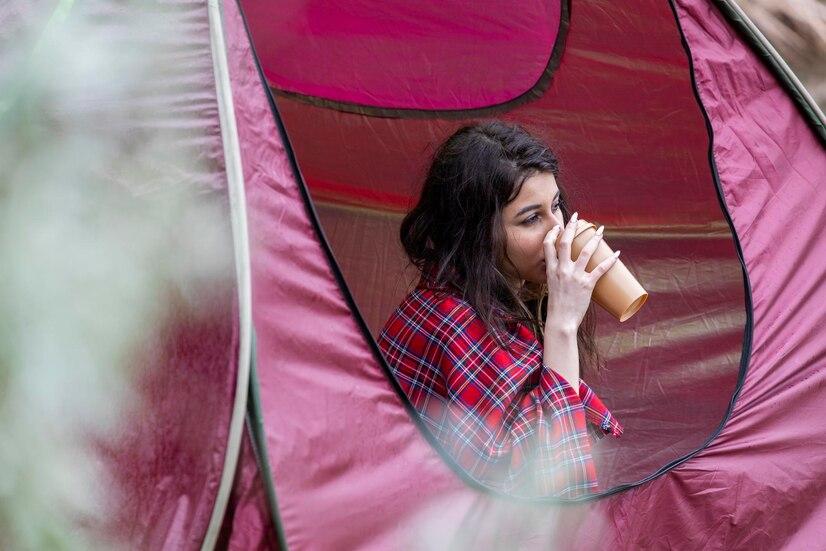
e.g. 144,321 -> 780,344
428,299 -> 601,497
579,380 -> 624,440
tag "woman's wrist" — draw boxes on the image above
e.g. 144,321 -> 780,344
543,321 -> 580,388
544,318 -> 578,337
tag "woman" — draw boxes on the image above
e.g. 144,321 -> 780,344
377,120 -> 623,498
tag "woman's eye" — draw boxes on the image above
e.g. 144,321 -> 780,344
522,214 -> 540,225
552,202 -> 561,212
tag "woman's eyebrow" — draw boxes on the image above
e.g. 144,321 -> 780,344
516,203 -> 541,217
514,191 -> 560,217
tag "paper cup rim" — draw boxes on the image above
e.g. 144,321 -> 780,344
574,220 -> 597,238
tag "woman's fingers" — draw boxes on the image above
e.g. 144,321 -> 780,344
588,250 -> 621,285
575,225 -> 604,271
543,225 -> 562,273
557,211 -> 578,265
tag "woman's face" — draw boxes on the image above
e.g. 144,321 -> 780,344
501,171 -> 564,285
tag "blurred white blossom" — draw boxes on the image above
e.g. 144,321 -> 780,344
0,1 -> 230,548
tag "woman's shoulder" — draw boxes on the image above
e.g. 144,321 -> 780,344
382,286 -> 478,339
381,284 -> 534,351
376,287 -> 471,373
379,286 -> 541,385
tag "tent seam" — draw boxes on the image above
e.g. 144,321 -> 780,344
245,330 -> 290,551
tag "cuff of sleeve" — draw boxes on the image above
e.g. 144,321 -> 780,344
598,411 -> 624,438
579,380 -> 623,438
586,412 -> 624,440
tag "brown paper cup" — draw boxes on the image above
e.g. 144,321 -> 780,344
560,219 -> 648,322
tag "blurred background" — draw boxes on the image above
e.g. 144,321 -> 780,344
737,0 -> 826,109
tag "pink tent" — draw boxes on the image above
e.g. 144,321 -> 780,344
10,0 -> 823,548
222,0 -> 826,547
227,0 -> 826,549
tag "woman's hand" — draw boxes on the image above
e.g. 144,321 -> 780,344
542,212 -> 621,333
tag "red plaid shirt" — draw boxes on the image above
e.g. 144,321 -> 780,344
378,270 -> 623,498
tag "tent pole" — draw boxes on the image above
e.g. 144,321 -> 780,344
713,0 -> 826,143
202,0 -> 253,548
